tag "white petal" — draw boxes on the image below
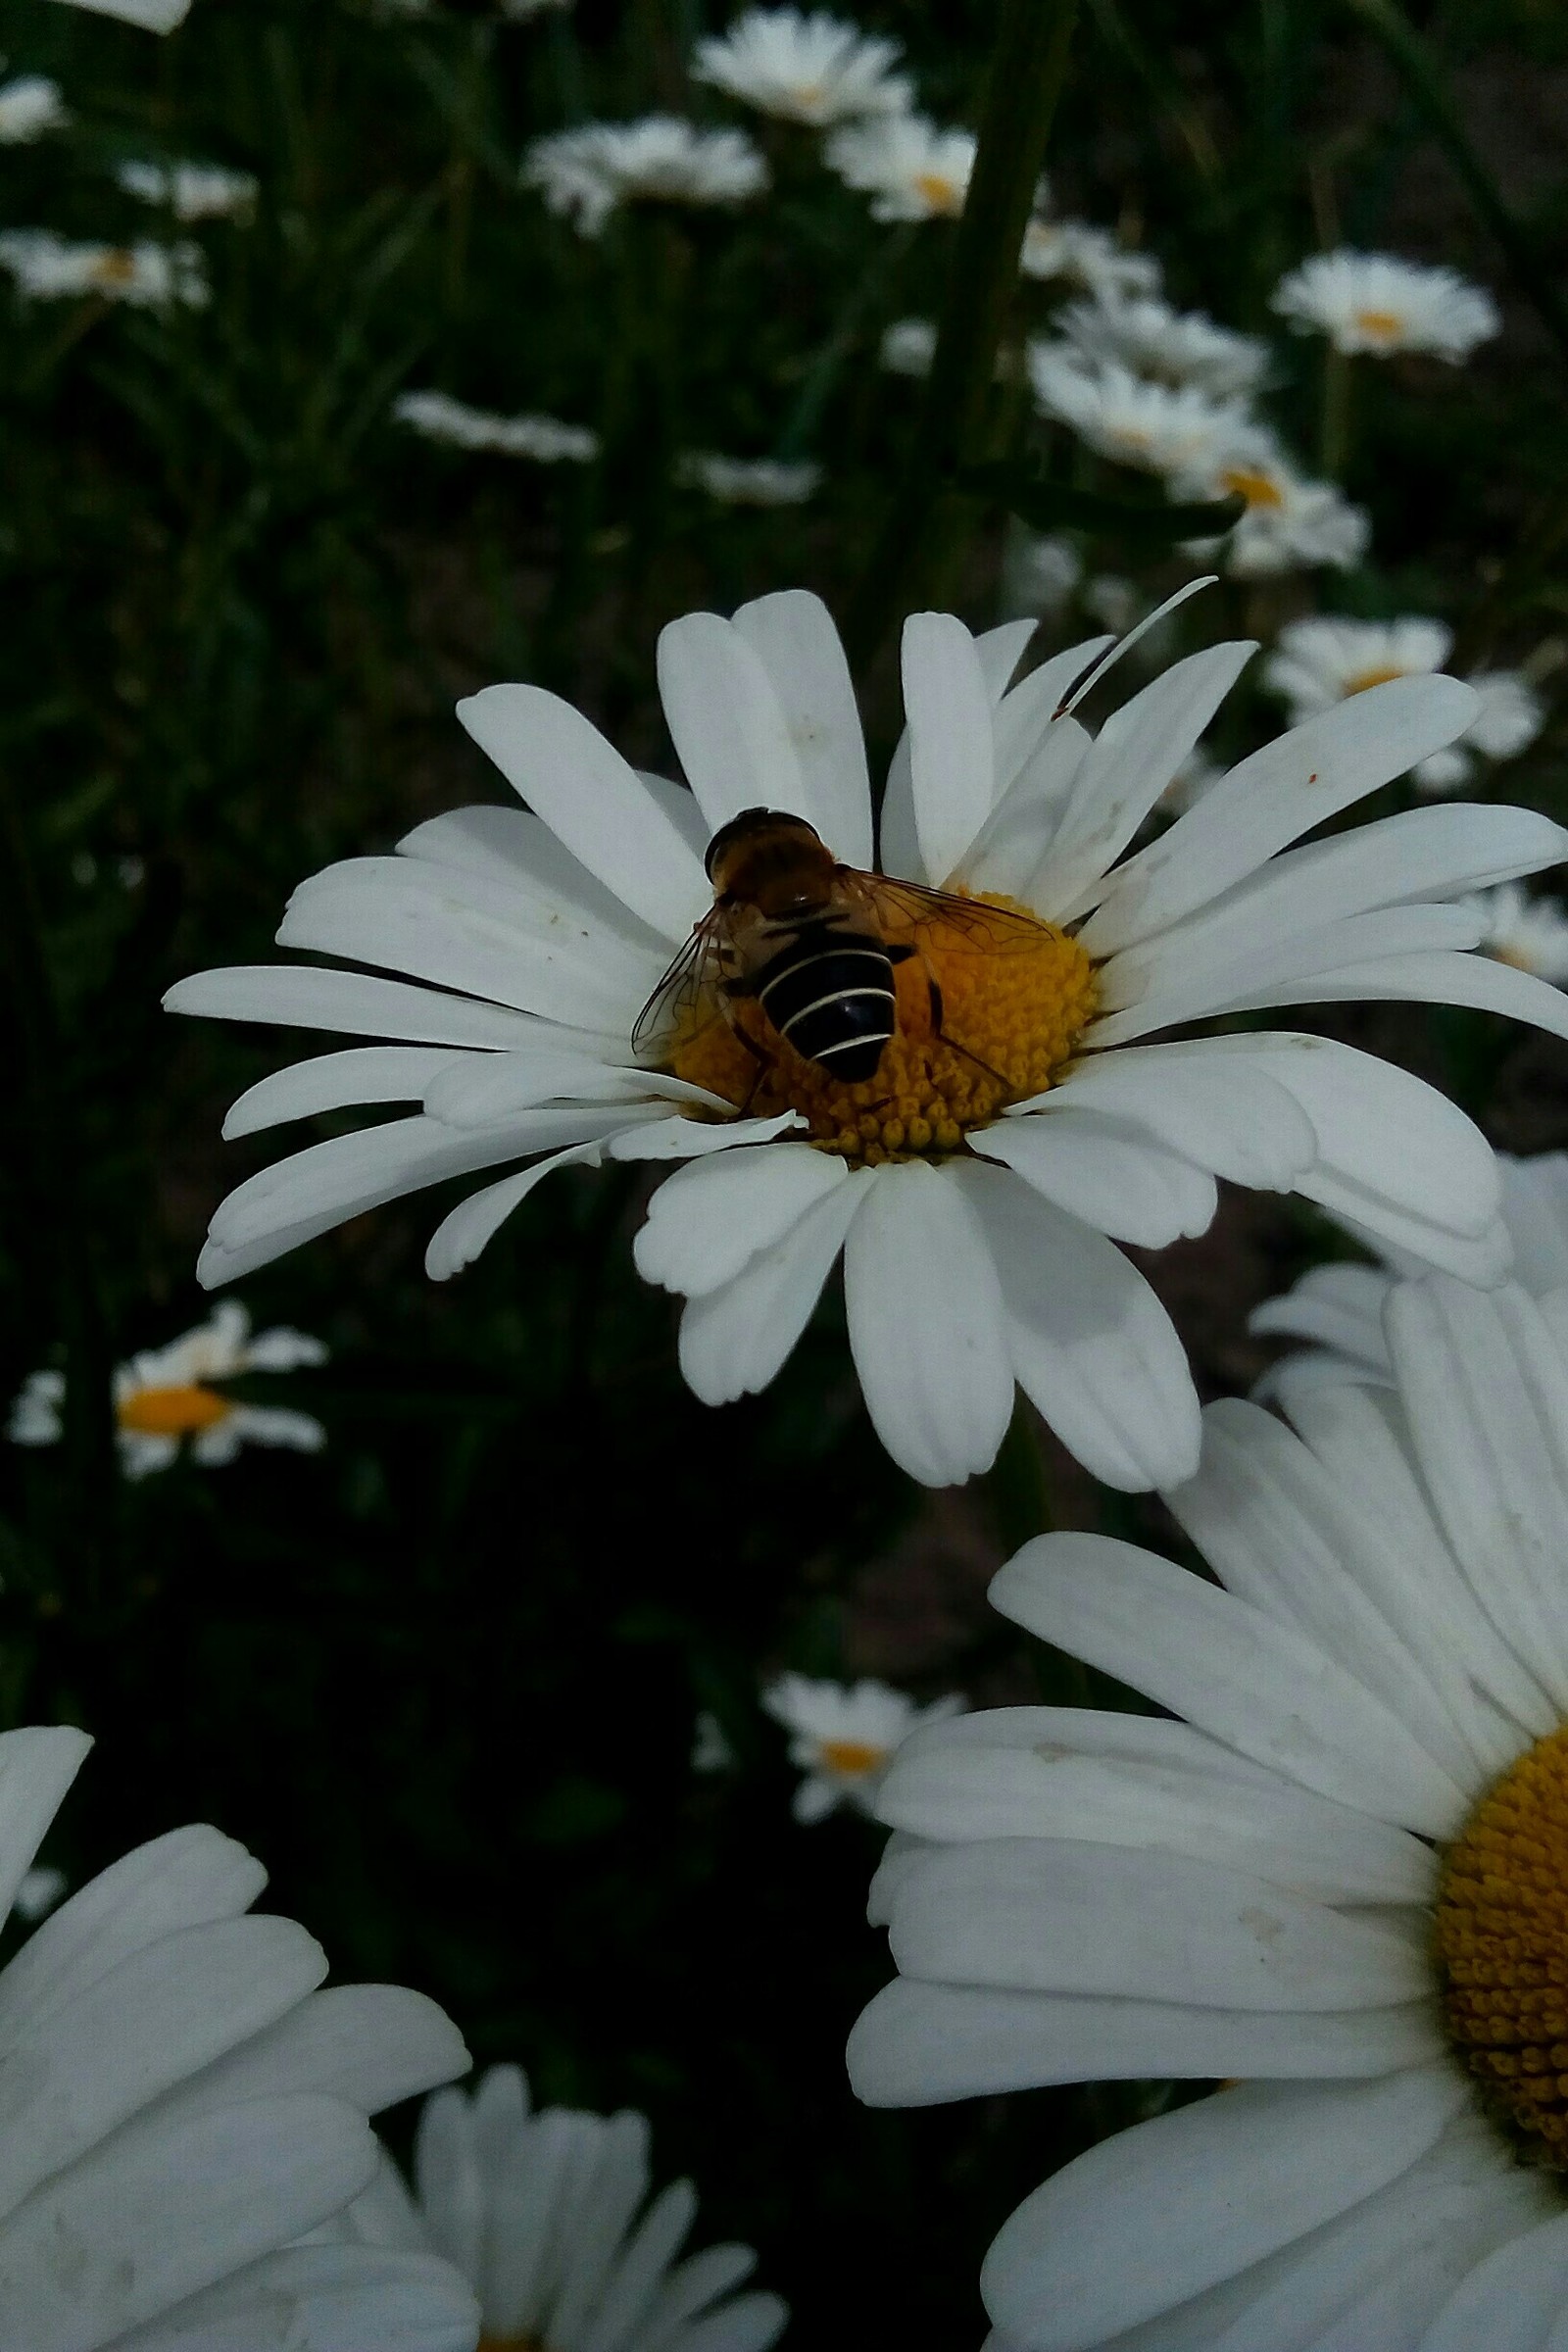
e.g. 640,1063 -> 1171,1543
991,638 -> 1114,795
972,1109 -> 1217,1247
115,2245 -> 480,2352
956,1163 -> 1200,1491
1034,1042 -> 1318,1190
1090,674 -> 1483,951
608,1108 -> 802,1160
166,1984 -> 467,2125
848,1980 -> 1438,2107
991,1535 -> 1469,1834
1250,1262 -> 1394,1368
657,612 -> 809,838
678,2293 -> 789,2352
0,2092 -> 378,2350
732,590 -> 873,867
223,1049 -> 473,1139
880,1837 -> 1424,2009
903,613 -> 997,885
961,716 -> 1092,901
1421,2208 -> 1568,2352
458,683 -> 708,941
421,1050 -> 691,1128
633,1142 -> 854,1297
678,1171 -> 875,1404
423,1134 -> 623,1281
1213,943 -> 1568,1048
980,2069 -> 1467,2352
1034,642 -> 1256,921
842,1164 -> 1013,1485
578,2177 -> 697,2352
165,965 -> 558,1051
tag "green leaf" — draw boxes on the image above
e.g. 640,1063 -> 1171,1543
955,460 -> 1245,542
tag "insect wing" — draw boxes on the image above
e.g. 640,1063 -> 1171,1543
843,871 -> 1056,957
630,913 -> 727,1059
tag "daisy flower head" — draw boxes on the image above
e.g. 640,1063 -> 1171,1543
1253,1151 -> 1568,1402
1262,617 -> 1542,788
0,1721 -> 475,2346
10,1299 -> 327,1477
387,2062 -> 788,2351
523,117 -> 767,238
676,450 -> 821,506
764,1674 -> 964,1822
1414,669 -> 1548,794
395,389 -> 598,464
49,0 -> 192,23
169,588 -> 1568,1492
115,156 -> 258,220
1174,435 -> 1371,575
1028,348 -> 1255,482
1018,218 -> 1161,301
0,227 -> 208,307
1273,246 -> 1501,361
824,114 -> 976,222
1054,293 -> 1269,400
692,8 -> 910,126
852,1273 -> 1568,2352
0,75 -> 69,143
879,315 -> 936,376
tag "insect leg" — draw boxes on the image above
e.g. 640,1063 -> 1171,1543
917,950 -> 1009,1088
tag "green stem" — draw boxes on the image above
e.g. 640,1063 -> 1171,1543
1341,0 -> 1568,367
843,0 -> 1078,681
771,226 -> 915,466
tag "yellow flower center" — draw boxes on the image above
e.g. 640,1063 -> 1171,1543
1343,663 -> 1410,697
89,249 -> 138,288
1353,307 -> 1404,342
913,171 -> 964,216
819,1739 -> 888,1777
1437,1722 -> 1568,2166
117,1383 -> 234,1438
668,894 -> 1097,1166
1219,465 -> 1285,511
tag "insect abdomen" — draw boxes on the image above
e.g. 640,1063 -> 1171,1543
756,934 -> 897,1082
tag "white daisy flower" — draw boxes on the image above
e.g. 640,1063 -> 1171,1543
824,115 -> 976,222
1018,219 -> 1161,301
0,75 -> 69,142
879,316 -> 937,376
676,450 -> 820,506
394,388 -> 598,464
167,590 -> 1568,1493
693,7 -> 909,125
1027,349 -> 1254,481
1054,293 -> 1269,400
1174,436 -> 1371,575
0,227 -> 208,307
1273,245 -> 1501,361
1253,1151 -> 1568,1401
116,157 -> 257,220
9,1299 -> 327,1478
0,1720 -> 476,2347
1262,616 -> 1544,788
764,1673 -> 964,1822
523,117 -> 767,239
378,2062 -> 788,2351
48,0 -> 192,24
851,1272 -> 1568,2352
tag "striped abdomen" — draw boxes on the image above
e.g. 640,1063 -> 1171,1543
754,925 -> 897,1082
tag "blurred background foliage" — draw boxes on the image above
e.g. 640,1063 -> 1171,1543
2,0 -> 1568,2338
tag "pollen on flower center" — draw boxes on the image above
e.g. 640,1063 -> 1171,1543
1436,1722 -> 1568,2166
819,1739 -> 888,1776
1220,465 -> 1285,511
668,894 -> 1098,1165
117,1383 -> 234,1438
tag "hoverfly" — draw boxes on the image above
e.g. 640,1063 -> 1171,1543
631,806 -> 1055,1095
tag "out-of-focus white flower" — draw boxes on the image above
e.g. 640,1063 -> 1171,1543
0,227 -> 208,307
1468,881 -> 1568,984
1029,349 -> 1253,480
9,1300 -> 328,1478
394,387 -> 598,463
0,1722 -> 476,2347
825,115 -> 976,222
0,76 -> 69,142
1273,246 -> 1500,360
116,157 -> 257,220
692,1711 -> 737,1773
1262,617 -> 1544,786
1001,527 -> 1082,619
1081,575 -> 1143,635
1019,217 -> 1161,300
1176,438 -> 1370,575
390,2064 -> 788,2351
763,1674 -> 964,1822
48,0 -> 192,24
693,8 -> 909,124
1054,294 -> 1269,399
676,450 -> 820,505
524,116 -> 767,237
879,315 -> 936,376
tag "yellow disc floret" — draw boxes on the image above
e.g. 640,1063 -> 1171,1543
117,1383 -> 234,1438
1437,1722 -> 1568,2167
669,893 -> 1097,1165
819,1739 -> 888,1777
